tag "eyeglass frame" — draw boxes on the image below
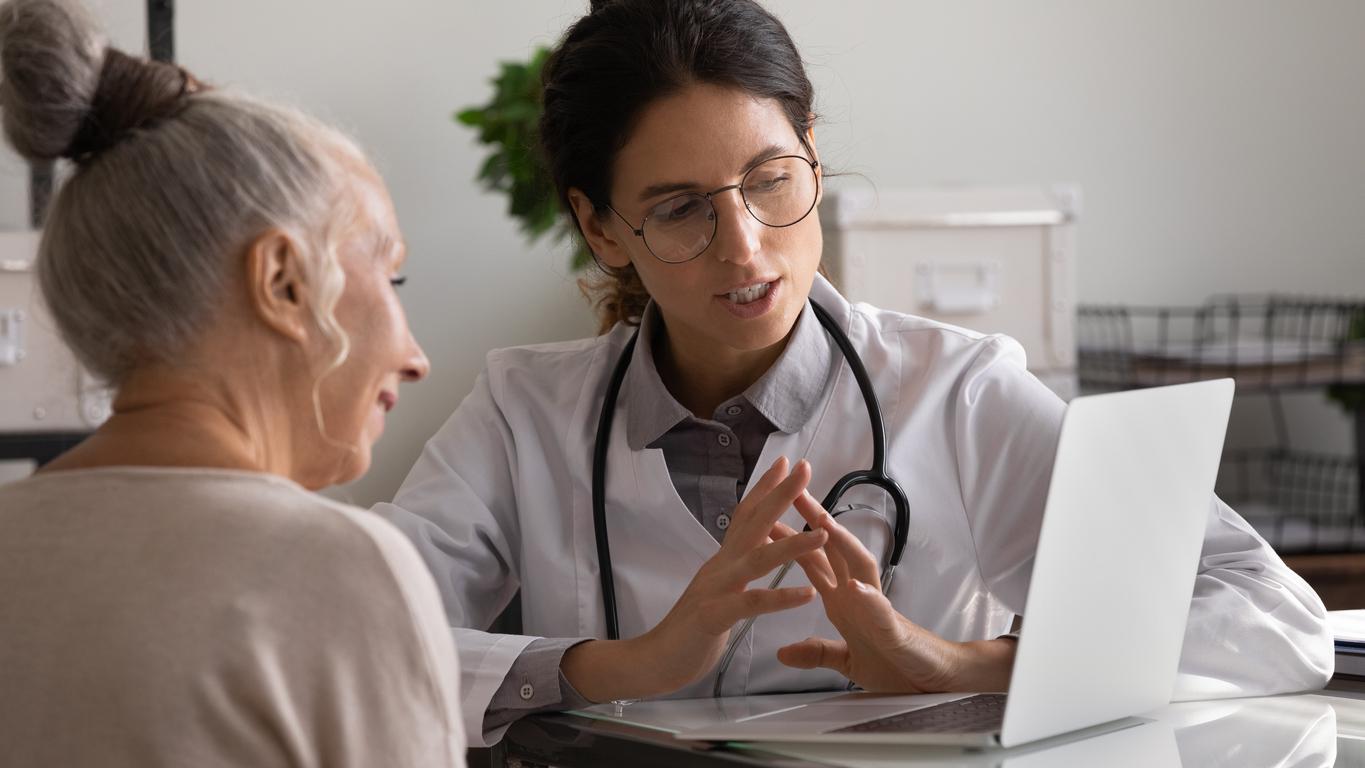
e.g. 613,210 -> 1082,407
603,154 -> 821,265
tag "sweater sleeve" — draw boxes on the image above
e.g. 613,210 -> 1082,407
244,507 -> 468,768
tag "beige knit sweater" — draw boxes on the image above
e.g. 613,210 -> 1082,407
0,467 -> 465,767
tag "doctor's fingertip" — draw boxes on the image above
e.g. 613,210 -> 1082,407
800,490 -> 835,524
765,455 -> 789,476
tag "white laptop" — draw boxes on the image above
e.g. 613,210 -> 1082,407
678,379 -> 1235,748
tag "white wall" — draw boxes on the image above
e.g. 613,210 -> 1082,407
2,1 -> 1361,502
789,0 -> 1365,306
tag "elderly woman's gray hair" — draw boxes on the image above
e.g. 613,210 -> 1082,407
0,0 -> 359,385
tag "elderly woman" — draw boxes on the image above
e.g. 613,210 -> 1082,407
0,1 -> 464,766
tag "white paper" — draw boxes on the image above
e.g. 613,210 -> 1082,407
1330,610 -> 1365,644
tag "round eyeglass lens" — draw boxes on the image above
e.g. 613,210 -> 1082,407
642,193 -> 714,263
742,156 -> 818,227
639,155 -> 818,263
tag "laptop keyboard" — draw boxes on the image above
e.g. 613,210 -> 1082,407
832,693 -> 1007,735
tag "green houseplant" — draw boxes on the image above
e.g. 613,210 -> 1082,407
456,47 -> 592,269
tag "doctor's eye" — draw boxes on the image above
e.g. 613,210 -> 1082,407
651,193 -> 708,225
389,275 -> 408,288
745,172 -> 792,195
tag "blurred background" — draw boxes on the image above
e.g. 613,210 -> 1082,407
2,0 -> 1363,600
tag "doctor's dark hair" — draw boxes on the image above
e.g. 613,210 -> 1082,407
540,0 -> 816,332
0,0 -> 359,386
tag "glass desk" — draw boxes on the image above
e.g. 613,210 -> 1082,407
491,678 -> 1365,767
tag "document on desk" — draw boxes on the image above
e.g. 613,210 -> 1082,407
1331,610 -> 1365,646
569,692 -> 839,734
1333,609 -> 1365,679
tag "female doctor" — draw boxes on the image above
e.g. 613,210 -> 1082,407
376,0 -> 1333,746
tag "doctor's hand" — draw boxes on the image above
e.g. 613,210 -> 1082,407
774,492 -> 1016,694
563,457 -> 829,702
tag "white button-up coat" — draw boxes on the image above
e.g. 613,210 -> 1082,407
375,275 -> 1333,746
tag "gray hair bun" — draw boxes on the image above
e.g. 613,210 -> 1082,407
0,0 -> 196,163
1,0 -> 364,389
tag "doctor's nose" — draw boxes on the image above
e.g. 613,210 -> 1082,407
710,190 -> 762,265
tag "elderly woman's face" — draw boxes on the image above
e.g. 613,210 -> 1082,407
308,169 -> 429,484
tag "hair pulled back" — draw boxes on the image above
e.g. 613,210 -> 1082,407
540,0 -> 815,332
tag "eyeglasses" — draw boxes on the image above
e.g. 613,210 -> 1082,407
606,155 -> 820,264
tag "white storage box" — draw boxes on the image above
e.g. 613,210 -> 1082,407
820,185 -> 1080,399
0,230 -> 110,433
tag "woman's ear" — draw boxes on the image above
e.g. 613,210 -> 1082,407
244,229 -> 312,344
568,188 -> 632,269
804,123 -> 823,205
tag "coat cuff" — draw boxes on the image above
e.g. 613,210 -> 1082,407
483,637 -> 594,732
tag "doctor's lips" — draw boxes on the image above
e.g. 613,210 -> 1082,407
717,277 -> 782,319
718,277 -> 778,305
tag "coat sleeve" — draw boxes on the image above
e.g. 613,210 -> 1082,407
951,336 -> 1065,614
1171,496 -> 1333,699
951,336 -> 1332,698
372,370 -> 537,746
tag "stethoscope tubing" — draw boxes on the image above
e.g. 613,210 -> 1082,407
591,298 -> 911,693
592,331 -> 639,642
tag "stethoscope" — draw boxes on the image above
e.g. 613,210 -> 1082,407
591,299 -> 911,696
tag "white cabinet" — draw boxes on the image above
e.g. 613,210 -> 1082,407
0,230 -> 110,434
820,185 -> 1080,399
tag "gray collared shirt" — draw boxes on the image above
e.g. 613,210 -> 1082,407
485,300 -> 836,730
624,300 -> 835,538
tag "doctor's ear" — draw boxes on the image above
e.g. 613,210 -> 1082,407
803,123 -> 824,204
568,188 -> 632,269
244,228 -> 313,344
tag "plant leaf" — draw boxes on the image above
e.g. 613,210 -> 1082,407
454,45 -> 586,269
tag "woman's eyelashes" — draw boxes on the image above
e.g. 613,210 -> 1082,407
389,275 -> 408,288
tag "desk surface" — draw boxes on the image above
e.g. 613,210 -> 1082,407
497,678 -> 1365,768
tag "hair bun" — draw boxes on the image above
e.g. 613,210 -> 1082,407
0,0 -> 196,163
0,0 -> 105,161
64,48 -> 197,161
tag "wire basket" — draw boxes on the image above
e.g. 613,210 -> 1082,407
1216,449 -> 1363,554
1078,296 -> 1365,392
1078,295 -> 1365,554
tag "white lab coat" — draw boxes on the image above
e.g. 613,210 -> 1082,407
376,275 -> 1333,746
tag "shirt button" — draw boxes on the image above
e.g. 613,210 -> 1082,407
717,433 -> 732,447
519,683 -> 534,701
725,405 -> 743,416
717,514 -> 731,530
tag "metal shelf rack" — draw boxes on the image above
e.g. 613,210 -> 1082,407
1078,295 -> 1365,554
